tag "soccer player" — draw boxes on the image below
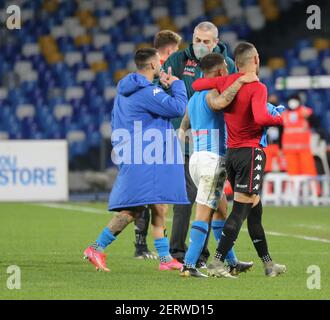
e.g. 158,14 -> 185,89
179,53 -> 258,277
154,30 -> 182,65
133,30 -> 182,260
162,21 -> 237,267
84,48 -> 188,272
192,42 -> 287,278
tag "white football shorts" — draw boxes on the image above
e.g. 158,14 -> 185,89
189,151 -> 227,210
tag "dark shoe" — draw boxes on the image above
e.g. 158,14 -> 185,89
180,265 -> 208,278
134,244 -> 158,260
196,260 -> 207,269
229,261 -> 254,276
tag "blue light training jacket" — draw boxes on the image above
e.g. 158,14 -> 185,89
109,73 -> 190,211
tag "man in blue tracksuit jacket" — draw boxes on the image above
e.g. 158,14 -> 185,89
83,48 -> 189,272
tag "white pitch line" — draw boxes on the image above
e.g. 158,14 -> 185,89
36,203 -> 108,215
34,203 -> 330,244
295,223 -> 328,231
34,202 -> 174,222
241,228 -> 330,244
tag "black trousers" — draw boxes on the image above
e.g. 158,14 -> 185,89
170,155 -> 211,263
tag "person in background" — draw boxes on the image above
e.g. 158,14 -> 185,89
282,94 -> 317,176
154,30 -> 182,65
133,30 -> 182,260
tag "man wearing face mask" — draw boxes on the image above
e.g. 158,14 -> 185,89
282,94 -> 318,176
162,22 -> 236,266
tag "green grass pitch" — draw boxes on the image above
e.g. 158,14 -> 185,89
0,202 -> 329,300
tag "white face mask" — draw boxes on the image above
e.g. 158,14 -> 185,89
193,43 -> 211,60
288,99 -> 300,110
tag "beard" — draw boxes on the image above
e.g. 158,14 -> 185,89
154,70 -> 160,79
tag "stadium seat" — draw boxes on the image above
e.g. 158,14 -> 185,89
76,69 -> 95,83
299,47 -> 318,62
93,33 -> 111,49
100,120 -> 112,139
245,6 -> 266,30
91,61 -> 108,73
0,87 -> 8,100
259,66 -> 273,79
16,104 -> 36,120
64,52 -> 83,67
322,57 -> 330,74
268,57 -> 286,70
314,38 -> 330,51
99,16 -> 115,30
290,66 -> 309,76
22,43 -> 40,57
54,104 -> 73,120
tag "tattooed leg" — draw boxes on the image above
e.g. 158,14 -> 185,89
107,207 -> 144,237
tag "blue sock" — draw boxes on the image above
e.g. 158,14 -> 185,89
154,237 -> 172,263
95,227 -> 116,250
211,220 -> 225,242
212,220 -> 238,266
184,221 -> 209,268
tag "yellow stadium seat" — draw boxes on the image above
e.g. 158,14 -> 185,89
75,34 -> 92,46
268,57 -> 286,70
76,10 -> 89,17
259,0 -> 280,21
136,42 -> 153,50
91,61 -> 109,73
43,0 -> 59,13
212,15 -> 230,27
46,52 -> 64,64
82,16 -> 97,28
114,69 -> 130,84
204,0 -> 222,12
42,47 -> 58,56
179,41 -> 189,51
260,0 -> 274,8
314,38 -> 330,51
264,7 -> 280,21
157,17 -> 177,31
39,36 -> 56,46
38,35 -> 65,65
76,10 -> 97,28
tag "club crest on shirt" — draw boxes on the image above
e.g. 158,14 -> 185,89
183,59 -> 197,77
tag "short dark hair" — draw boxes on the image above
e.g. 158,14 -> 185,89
234,42 -> 256,67
154,30 -> 182,50
199,53 -> 225,72
134,48 -> 158,70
